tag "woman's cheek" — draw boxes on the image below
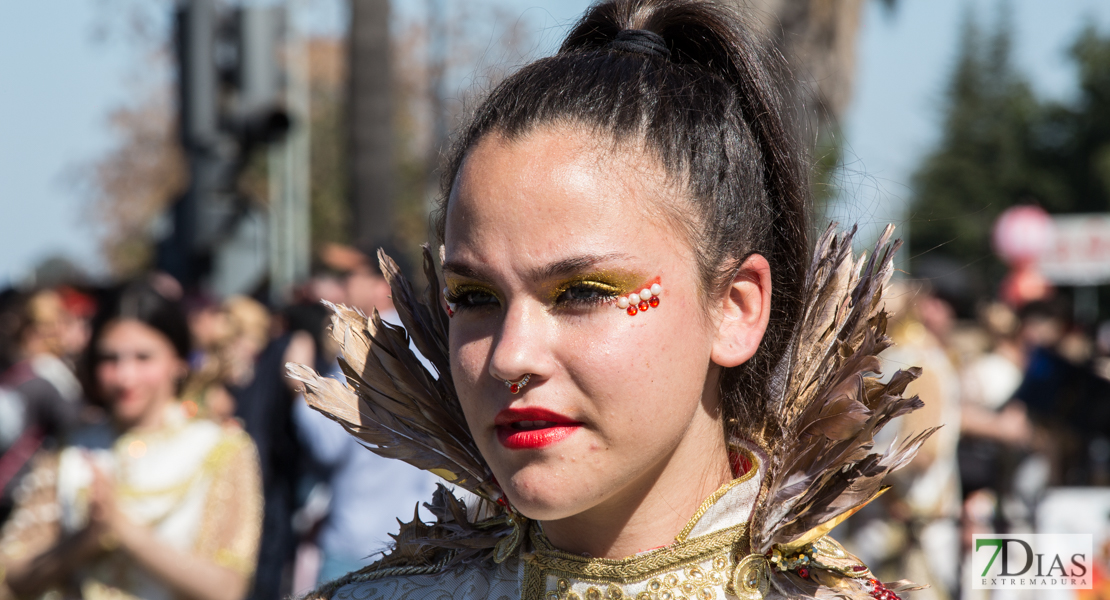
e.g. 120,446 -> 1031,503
96,364 -> 120,397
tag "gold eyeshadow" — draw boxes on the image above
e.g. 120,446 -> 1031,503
545,270 -> 645,305
443,281 -> 500,303
443,270 -> 651,310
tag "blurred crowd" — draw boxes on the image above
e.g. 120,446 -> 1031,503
0,244 -> 438,600
845,281 -> 1110,600
2,243 -> 1109,600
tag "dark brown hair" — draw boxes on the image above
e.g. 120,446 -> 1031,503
435,0 -> 810,433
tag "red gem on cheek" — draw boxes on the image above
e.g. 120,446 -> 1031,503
627,306 -> 638,316
649,296 -> 659,307
638,301 -> 649,311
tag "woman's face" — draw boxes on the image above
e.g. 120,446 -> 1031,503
444,125 -> 732,525
96,319 -> 186,430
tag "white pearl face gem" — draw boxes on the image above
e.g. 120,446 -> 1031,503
615,281 -> 662,315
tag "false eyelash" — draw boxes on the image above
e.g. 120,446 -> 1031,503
442,285 -> 499,316
554,281 -> 622,307
441,280 -> 628,317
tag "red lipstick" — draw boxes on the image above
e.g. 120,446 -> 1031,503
494,407 -> 582,450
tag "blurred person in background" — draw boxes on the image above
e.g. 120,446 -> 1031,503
956,302 -> 1031,529
959,303 -> 1025,421
235,289 -> 335,600
288,249 -> 440,587
182,295 -> 271,426
1008,300 -> 1110,492
848,281 -> 963,600
317,243 -> 394,319
219,296 -> 271,391
0,278 -> 263,600
0,289 -> 90,527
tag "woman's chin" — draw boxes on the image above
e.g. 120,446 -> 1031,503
500,467 -> 597,522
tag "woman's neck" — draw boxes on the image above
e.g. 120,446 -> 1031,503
540,410 -> 732,559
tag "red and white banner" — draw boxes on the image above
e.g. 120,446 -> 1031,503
1038,214 -> 1110,285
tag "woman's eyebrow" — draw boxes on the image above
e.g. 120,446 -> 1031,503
441,262 -> 487,280
527,252 -> 630,282
442,252 -> 631,283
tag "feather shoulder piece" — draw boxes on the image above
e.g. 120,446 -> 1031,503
732,224 -> 935,599
286,245 -> 524,569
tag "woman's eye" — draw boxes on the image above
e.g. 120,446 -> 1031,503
557,283 -> 617,306
449,289 -> 500,309
98,352 -> 120,364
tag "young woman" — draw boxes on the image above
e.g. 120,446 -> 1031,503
0,280 -> 263,600
291,1 -> 931,598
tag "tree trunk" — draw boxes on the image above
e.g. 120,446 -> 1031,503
730,0 -> 865,129
347,0 -> 393,252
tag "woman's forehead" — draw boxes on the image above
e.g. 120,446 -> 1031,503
97,319 -> 173,351
445,126 -> 685,250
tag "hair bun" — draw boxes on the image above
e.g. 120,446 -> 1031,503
607,29 -> 670,60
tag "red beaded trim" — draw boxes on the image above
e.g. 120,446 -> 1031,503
868,578 -> 900,600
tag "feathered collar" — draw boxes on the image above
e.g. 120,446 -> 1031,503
288,224 -> 932,599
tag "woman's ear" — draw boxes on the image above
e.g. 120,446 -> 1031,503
711,253 -> 772,368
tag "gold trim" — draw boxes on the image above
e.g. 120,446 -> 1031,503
528,522 -> 747,583
523,555 -> 547,600
674,445 -> 760,542
524,522 -> 748,600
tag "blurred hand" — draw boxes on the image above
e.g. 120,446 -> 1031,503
85,459 -> 133,552
996,402 -> 1033,447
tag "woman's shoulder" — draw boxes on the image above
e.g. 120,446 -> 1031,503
301,485 -> 522,600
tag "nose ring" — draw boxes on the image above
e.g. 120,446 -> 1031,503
503,374 -> 531,394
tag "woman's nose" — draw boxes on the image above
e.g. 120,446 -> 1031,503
112,355 -> 140,386
488,300 -> 550,385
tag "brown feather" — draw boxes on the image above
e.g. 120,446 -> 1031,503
749,223 -> 935,599
285,247 -> 505,506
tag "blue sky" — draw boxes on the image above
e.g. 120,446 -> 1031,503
2,0 -> 1110,285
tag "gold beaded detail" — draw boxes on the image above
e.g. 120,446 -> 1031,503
545,555 -> 733,600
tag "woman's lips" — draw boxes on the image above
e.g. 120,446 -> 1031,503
495,407 -> 582,450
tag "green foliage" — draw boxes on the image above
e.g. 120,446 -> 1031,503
909,12 -> 1110,288
1031,25 -> 1110,214
909,12 -> 1039,282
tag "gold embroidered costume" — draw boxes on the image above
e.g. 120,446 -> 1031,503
290,225 -> 930,600
0,405 -> 263,600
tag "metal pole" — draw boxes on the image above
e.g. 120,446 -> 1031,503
269,1 -> 311,305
